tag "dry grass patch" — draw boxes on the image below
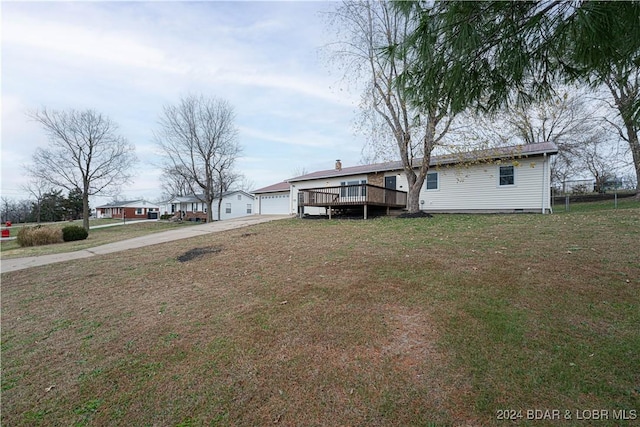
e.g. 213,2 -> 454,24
2,210 -> 639,426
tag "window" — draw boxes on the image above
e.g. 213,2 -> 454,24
136,208 -> 143,215
340,180 -> 367,197
499,165 -> 515,186
225,203 -> 231,214
247,204 -> 252,214
347,180 -> 360,197
425,172 -> 438,190
237,195 -> 242,200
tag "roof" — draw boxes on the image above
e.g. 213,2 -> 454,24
252,181 -> 290,194
96,200 -> 159,209
288,142 -> 558,182
161,190 -> 254,204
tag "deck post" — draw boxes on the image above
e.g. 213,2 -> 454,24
328,207 -> 332,220
364,204 -> 368,220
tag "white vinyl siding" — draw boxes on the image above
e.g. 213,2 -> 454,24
410,157 -> 550,212
209,192 -> 255,220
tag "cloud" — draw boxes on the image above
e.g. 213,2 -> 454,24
1,1 -> 368,205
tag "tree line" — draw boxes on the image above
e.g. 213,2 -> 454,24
1,188 -> 83,224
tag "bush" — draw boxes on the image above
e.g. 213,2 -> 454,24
16,226 -> 63,247
61,225 -> 89,242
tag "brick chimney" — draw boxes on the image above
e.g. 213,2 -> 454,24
335,159 -> 342,171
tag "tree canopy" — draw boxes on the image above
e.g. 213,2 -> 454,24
397,1 -> 640,120
397,0 -> 640,196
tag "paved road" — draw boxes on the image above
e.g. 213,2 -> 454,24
1,215 -> 291,273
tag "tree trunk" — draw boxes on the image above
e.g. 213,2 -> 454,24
406,186 -> 421,213
82,192 -> 90,231
206,196 -> 214,223
626,124 -> 640,200
405,169 -> 422,213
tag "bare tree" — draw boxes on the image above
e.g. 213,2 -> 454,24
290,166 -> 308,178
155,95 -> 241,222
447,87 -> 611,189
0,197 -> 31,224
1,197 -> 15,223
160,165 -> 194,199
327,1 -> 454,213
602,67 -> 640,198
21,173 -> 53,224
577,139 -> 624,193
27,108 -> 137,231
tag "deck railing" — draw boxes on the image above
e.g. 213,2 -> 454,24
298,184 -> 407,208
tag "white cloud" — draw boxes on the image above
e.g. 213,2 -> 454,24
1,1 -> 368,203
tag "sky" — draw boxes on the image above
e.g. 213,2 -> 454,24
1,0 -> 368,206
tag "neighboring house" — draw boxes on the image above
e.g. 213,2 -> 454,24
95,200 -> 160,219
160,191 -> 255,221
252,182 -> 292,215
260,142 -> 558,216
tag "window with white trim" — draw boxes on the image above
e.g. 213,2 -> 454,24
499,165 -> 515,186
425,172 -> 438,190
225,203 -> 231,214
246,204 -> 252,214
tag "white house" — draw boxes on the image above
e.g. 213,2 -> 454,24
252,181 -> 292,215
160,191 -> 255,221
259,142 -> 558,216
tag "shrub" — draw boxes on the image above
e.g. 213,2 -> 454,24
16,226 -> 63,247
62,225 -> 89,242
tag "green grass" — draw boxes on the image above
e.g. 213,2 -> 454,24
0,220 -> 199,258
1,206 -> 639,425
554,194 -> 639,213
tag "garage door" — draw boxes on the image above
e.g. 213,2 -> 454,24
260,194 -> 290,215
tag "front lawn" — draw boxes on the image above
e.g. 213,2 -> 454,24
0,220 -> 199,258
1,209 -> 639,426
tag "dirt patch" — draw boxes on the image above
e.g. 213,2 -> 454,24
176,246 -> 222,262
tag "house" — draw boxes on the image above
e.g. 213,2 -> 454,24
95,200 -> 160,219
160,191 -> 255,221
259,142 -> 558,216
252,181 -> 292,215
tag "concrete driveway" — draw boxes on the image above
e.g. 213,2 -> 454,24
1,215 -> 291,273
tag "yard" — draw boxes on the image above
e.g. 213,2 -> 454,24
1,205 -> 639,426
0,220 -> 199,259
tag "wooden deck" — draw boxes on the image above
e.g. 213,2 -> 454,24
297,184 -> 407,219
